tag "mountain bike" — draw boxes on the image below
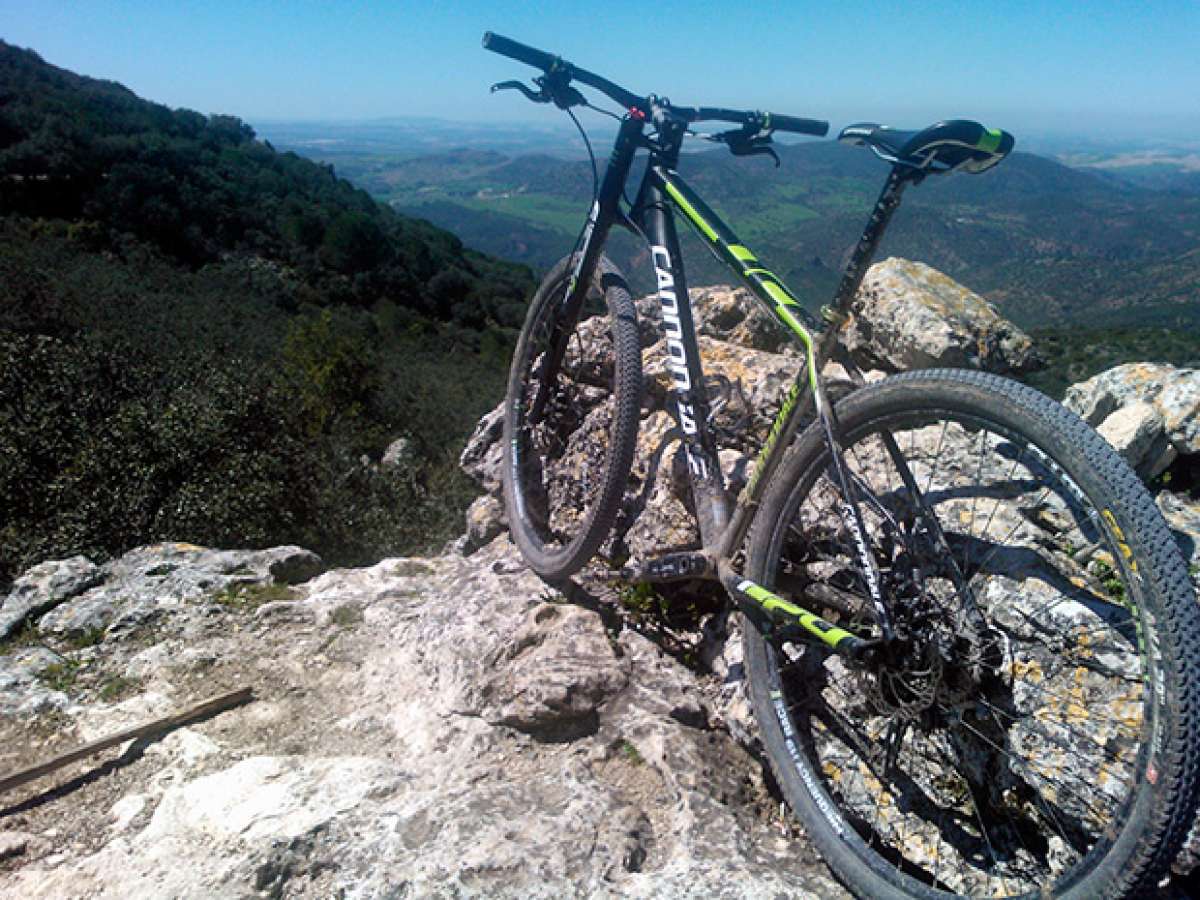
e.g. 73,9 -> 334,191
483,31 -> 1200,899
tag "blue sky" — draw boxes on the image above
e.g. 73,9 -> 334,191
3,1 -> 1198,141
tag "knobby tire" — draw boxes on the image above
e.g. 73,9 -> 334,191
502,254 -> 642,581
744,369 -> 1200,898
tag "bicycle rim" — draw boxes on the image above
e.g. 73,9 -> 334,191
750,381 -> 1189,897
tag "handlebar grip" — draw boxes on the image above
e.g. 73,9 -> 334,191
482,32 -> 560,72
765,113 -> 829,137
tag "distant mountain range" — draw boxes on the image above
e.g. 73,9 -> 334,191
270,125 -> 1200,331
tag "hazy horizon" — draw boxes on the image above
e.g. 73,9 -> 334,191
4,1 -> 1199,145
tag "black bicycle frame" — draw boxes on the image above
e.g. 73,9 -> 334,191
556,112 -> 920,656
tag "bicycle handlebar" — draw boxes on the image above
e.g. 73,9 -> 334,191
482,31 -> 829,138
683,107 -> 828,137
482,31 -> 644,112
481,31 -> 558,72
762,112 -> 830,137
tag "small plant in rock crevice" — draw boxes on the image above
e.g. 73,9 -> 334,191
616,738 -> 644,765
612,578 -> 726,673
63,626 -> 105,650
0,620 -> 41,652
37,659 -> 81,693
1091,557 -> 1126,602
214,582 -> 297,611
329,603 -> 363,628
98,674 -> 140,702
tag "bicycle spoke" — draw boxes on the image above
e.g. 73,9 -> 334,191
751,381 -> 1188,897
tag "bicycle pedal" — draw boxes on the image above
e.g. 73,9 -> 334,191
620,551 -> 713,583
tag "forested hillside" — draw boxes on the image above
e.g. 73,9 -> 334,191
0,42 -> 535,585
371,141 -> 1200,332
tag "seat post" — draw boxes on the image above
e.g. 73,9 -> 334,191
814,166 -> 920,375
828,166 -> 920,316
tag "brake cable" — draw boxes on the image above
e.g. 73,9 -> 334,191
565,106 -> 599,208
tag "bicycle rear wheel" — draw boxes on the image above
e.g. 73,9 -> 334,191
744,368 -> 1200,898
502,254 -> 642,580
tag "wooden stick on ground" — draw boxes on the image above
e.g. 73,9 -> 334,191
0,686 -> 254,795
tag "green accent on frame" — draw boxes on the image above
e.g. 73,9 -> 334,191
729,243 -> 756,263
748,380 -> 801,495
664,182 -> 719,242
760,280 -> 798,308
736,579 -> 855,649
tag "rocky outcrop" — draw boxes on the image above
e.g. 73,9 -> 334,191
0,556 -> 102,640
460,404 -> 505,494
1064,362 -> 1200,477
5,258 -> 1198,895
0,540 -> 844,898
1053,362 -> 1200,595
462,260 -> 1039,563
840,257 -> 1041,375
1054,362 -> 1200,591
1159,491 -> 1200,578
453,260 -> 1200,888
684,285 -> 798,356
1,543 -> 323,650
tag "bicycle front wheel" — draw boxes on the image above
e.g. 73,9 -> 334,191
744,368 -> 1200,898
502,254 -> 642,581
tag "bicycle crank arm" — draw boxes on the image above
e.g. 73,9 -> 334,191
720,566 -> 879,663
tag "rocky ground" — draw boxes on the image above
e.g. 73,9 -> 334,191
0,538 -> 850,899
2,257 -> 1198,898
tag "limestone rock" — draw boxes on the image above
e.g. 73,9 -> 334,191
258,546 -> 325,585
35,542 -> 324,641
1158,491 -> 1200,580
841,257 -> 1040,374
142,755 -> 403,844
618,410 -> 698,559
1095,401 -> 1177,478
0,832 -> 45,864
691,285 -> 799,355
380,436 -> 412,469
699,610 -> 755,747
1065,361 -> 1174,424
460,404 -> 505,493
1064,363 -> 1200,454
11,517 -> 1198,893
0,645 -> 70,715
480,602 -> 628,739
0,555 -> 101,638
461,493 -> 506,555
0,537 -> 846,898
36,590 -> 119,639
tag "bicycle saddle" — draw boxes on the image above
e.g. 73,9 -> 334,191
838,119 -> 1014,174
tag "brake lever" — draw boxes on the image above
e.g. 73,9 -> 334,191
536,73 -> 587,110
730,138 -> 780,167
712,127 -> 781,167
491,80 -> 549,103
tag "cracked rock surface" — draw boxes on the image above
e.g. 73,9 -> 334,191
0,539 -> 844,898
